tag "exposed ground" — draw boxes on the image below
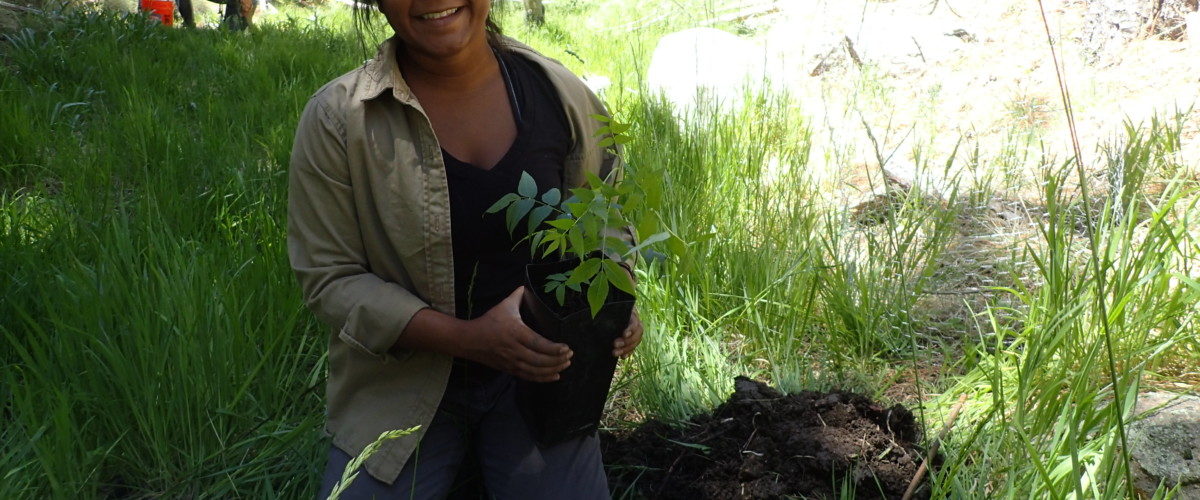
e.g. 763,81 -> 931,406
755,0 -> 1200,184
602,377 -> 930,499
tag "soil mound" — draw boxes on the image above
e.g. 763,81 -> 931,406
602,377 -> 932,499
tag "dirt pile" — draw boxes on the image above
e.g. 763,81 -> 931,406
602,377 -> 932,499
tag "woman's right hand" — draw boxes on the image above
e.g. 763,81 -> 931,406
460,287 -> 573,382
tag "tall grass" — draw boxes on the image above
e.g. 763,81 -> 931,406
1,1 -> 1197,498
0,10 -> 357,497
928,122 -> 1199,498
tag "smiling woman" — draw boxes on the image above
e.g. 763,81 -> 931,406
287,0 -> 640,498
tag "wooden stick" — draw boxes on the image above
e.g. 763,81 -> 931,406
902,393 -> 969,500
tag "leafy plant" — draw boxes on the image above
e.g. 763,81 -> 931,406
486,116 -> 672,316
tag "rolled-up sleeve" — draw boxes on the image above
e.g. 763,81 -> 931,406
287,97 -> 429,360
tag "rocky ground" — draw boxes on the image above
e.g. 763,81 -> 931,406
649,0 -> 1199,193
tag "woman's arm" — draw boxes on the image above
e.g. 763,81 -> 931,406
288,97 -> 432,361
395,288 -> 573,382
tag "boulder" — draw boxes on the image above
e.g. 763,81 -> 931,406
646,28 -> 765,119
1127,392 -> 1200,497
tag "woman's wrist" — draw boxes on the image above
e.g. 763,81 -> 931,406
450,317 -> 479,359
393,308 -> 476,358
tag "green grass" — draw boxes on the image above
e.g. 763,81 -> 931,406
0,9 -> 354,497
3,1 -> 1199,498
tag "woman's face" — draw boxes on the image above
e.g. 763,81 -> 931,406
378,0 -> 491,60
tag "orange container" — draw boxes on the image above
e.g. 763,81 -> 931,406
139,0 -> 175,26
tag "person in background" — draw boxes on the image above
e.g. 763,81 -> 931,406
286,0 -> 643,497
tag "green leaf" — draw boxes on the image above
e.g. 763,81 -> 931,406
570,188 -> 594,203
597,137 -> 616,149
544,280 -> 558,293
568,229 -> 587,258
609,122 -> 631,134
603,236 -> 632,254
587,275 -> 609,317
584,172 -> 604,189
518,171 -> 537,198
505,198 -> 534,234
666,234 -> 687,257
547,219 -> 574,230
542,239 -> 560,257
606,204 -> 623,221
623,232 -> 671,257
614,135 -> 633,145
635,218 -> 658,242
555,285 -> 566,305
486,193 -> 520,214
623,192 -> 644,213
582,217 -> 601,239
529,231 -> 545,256
527,205 -> 553,233
565,257 -> 601,287
541,188 -> 561,206
603,259 -> 635,295
566,202 -> 587,220
589,113 -> 612,123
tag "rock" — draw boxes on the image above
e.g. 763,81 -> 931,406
646,28 -> 765,119
1127,392 -> 1200,498
1082,0 -> 1200,64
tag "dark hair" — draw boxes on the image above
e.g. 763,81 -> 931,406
352,1 -> 504,55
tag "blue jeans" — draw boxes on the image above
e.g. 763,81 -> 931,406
316,371 -> 609,499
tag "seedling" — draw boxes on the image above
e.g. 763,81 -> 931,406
486,115 -> 673,317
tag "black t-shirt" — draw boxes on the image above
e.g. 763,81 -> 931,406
443,49 -> 570,322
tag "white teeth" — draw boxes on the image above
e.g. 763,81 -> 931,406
420,7 -> 458,20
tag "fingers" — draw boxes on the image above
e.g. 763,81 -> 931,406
513,358 -> 572,382
515,339 -> 571,368
502,286 -> 525,304
613,309 -> 644,358
522,329 -> 571,357
509,333 -> 571,382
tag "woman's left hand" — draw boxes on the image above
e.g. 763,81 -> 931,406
613,308 -> 642,358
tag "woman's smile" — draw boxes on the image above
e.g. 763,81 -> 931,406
413,5 -> 464,28
416,6 -> 460,21
382,0 -> 488,59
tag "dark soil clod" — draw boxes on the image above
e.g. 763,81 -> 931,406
602,376 -> 935,499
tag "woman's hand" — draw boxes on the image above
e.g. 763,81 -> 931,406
460,287 -> 573,382
613,307 -> 643,358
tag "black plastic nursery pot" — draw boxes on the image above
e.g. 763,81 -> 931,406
517,256 -> 635,446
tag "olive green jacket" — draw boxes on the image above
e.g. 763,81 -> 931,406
287,36 -> 624,484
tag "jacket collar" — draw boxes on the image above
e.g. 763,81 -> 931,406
357,35 -> 546,106
358,37 -> 419,105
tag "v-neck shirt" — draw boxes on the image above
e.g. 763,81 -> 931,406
443,48 -> 570,321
